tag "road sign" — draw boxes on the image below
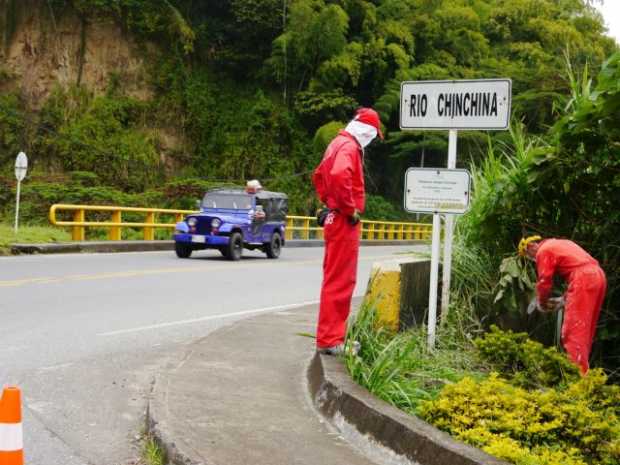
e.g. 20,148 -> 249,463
14,151 -> 28,233
15,151 -> 28,181
404,168 -> 471,214
400,79 -> 512,130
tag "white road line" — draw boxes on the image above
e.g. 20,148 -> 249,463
97,299 -> 322,336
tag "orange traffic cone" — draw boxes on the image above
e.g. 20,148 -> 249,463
0,387 -> 23,465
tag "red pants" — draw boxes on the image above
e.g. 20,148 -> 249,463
562,265 -> 607,374
316,212 -> 360,348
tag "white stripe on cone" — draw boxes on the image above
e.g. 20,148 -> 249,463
0,423 -> 23,451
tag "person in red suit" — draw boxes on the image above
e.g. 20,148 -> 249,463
519,236 -> 607,374
312,108 -> 383,355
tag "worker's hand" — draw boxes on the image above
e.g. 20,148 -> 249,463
349,209 -> 361,225
547,297 -> 565,311
537,300 -> 556,313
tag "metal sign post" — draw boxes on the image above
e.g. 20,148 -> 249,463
441,130 -> 458,324
14,152 -> 28,233
404,167 -> 471,349
401,78 -> 511,350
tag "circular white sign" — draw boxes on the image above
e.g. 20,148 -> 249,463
15,151 -> 28,181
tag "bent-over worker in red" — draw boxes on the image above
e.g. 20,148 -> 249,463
312,108 -> 383,354
520,236 -> 607,374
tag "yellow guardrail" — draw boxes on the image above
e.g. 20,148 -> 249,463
284,216 -> 432,241
49,204 -> 432,242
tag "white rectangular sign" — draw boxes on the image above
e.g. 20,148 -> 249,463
404,168 -> 471,214
400,79 -> 511,130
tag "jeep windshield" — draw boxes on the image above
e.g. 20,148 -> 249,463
201,193 -> 252,210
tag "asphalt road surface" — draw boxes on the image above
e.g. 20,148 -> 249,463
0,245 -> 425,465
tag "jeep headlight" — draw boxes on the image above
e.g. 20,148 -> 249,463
211,218 -> 222,228
187,217 -> 197,227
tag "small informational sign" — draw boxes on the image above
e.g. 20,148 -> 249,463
404,168 -> 471,214
15,151 -> 28,181
400,79 -> 511,130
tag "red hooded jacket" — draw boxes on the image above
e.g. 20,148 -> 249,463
535,239 -> 600,305
312,131 -> 365,217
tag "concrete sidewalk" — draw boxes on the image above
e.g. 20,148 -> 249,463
149,303 -> 377,465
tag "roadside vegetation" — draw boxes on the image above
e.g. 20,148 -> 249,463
346,307 -> 620,465
0,223 -> 70,254
345,52 -> 620,465
1,0 -> 616,223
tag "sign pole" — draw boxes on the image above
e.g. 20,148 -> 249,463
441,130 -> 458,324
427,212 -> 441,350
14,152 -> 28,234
14,179 -> 21,233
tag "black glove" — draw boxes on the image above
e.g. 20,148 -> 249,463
349,210 -> 361,225
316,207 -> 330,227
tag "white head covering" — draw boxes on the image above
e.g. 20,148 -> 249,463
344,120 -> 378,148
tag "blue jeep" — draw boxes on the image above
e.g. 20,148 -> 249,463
174,189 -> 288,260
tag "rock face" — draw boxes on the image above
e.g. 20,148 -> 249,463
0,0 -> 152,108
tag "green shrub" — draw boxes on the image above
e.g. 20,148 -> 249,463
475,325 -> 580,389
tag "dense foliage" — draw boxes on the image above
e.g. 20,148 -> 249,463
454,52 -> 620,373
1,0 -> 616,220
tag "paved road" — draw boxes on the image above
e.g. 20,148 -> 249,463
0,245 -> 424,465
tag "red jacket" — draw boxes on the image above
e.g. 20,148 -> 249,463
312,131 -> 365,216
535,239 -> 600,305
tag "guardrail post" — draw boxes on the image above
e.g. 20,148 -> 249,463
144,212 -> 155,240
368,223 -> 375,240
72,209 -> 85,241
286,218 -> 293,240
398,224 -> 404,240
303,218 -> 310,240
109,210 -> 122,241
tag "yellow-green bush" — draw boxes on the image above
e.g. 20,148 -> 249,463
419,371 -> 620,465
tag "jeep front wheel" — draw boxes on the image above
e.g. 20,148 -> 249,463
265,232 -> 282,259
175,242 -> 192,258
225,232 -> 243,261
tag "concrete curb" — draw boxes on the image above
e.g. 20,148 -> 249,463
308,352 -> 509,465
10,239 -> 427,255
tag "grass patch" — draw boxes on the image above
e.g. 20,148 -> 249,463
141,435 -> 166,465
344,303 -> 489,414
0,224 -> 71,254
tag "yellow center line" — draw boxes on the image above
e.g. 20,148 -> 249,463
0,253 -> 407,288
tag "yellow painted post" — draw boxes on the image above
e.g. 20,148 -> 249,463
398,224 -> 404,240
303,218 -> 310,240
144,212 -> 155,240
379,223 -> 385,240
315,217 -> 323,240
286,218 -> 293,240
72,209 -> 85,241
368,223 -> 375,240
387,224 -> 393,239
109,210 -> 122,241
407,225 -> 413,240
